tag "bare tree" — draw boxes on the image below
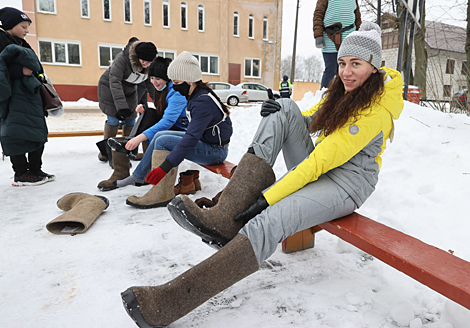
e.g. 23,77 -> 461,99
281,54 -> 323,82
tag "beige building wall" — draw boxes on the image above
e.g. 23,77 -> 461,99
29,0 -> 282,101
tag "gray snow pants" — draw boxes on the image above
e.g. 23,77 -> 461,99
239,98 -> 357,265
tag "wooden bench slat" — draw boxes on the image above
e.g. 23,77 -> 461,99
201,161 -> 236,179
320,212 -> 470,309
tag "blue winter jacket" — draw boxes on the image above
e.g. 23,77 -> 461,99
166,88 -> 232,167
142,81 -> 187,141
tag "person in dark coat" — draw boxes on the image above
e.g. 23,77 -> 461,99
0,7 -> 54,186
97,38 -> 157,161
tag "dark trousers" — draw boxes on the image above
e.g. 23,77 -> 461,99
10,146 -> 44,176
321,52 -> 339,89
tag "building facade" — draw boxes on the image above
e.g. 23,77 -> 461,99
20,0 -> 282,101
381,19 -> 467,102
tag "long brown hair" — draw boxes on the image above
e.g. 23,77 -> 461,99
309,71 -> 385,136
195,81 -> 230,115
152,86 -> 169,116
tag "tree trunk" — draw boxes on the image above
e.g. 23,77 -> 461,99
414,1 -> 427,99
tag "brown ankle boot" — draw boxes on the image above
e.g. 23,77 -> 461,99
186,170 -> 201,191
174,171 -> 197,195
121,234 -> 259,327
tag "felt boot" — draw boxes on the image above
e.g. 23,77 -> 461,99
46,192 -> 109,234
126,150 -> 177,209
134,141 -> 149,161
167,153 -> 275,249
121,234 -> 259,327
173,170 -> 199,195
97,140 -> 131,191
122,125 -> 133,137
195,166 -> 236,208
97,122 -> 119,162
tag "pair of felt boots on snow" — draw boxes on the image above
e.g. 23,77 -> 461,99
121,152 -> 277,328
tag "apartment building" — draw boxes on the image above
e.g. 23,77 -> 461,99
19,0 -> 282,101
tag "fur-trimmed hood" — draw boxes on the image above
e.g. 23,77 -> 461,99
128,41 -> 148,74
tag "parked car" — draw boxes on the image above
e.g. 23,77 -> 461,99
451,88 -> 468,110
236,82 -> 281,101
207,82 -> 249,106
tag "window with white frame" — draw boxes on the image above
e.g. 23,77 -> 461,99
157,50 -> 176,60
162,0 -> 170,28
39,39 -> 81,66
192,53 -> 219,75
248,14 -> 254,39
198,4 -> 205,32
244,58 -> 260,77
99,44 -> 124,67
37,0 -> 56,14
103,0 -> 112,20
124,0 -> 132,23
233,12 -> 239,36
144,0 -> 151,25
263,16 -> 268,40
81,0 -> 90,18
181,2 -> 188,30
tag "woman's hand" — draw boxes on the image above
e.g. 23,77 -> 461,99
125,134 -> 148,150
23,67 -> 33,76
135,104 -> 145,114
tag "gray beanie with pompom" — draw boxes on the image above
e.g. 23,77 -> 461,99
337,21 -> 382,69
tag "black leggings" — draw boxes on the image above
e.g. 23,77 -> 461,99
9,146 -> 44,176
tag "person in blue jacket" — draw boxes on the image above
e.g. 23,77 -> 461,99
104,57 -> 187,190
119,51 -> 232,209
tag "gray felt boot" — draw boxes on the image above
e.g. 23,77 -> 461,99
97,140 -> 131,191
167,152 -> 275,249
121,234 -> 259,327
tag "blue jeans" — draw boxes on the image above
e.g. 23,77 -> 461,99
132,130 -> 229,180
106,115 -> 135,127
321,52 -> 339,89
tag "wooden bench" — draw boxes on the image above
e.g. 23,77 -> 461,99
202,160 -> 470,311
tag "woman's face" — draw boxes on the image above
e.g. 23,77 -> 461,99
139,59 -> 152,68
338,56 -> 377,92
150,76 -> 167,90
9,21 -> 30,39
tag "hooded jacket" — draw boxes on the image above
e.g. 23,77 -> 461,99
0,44 -> 47,156
98,40 -> 154,118
263,67 -> 404,207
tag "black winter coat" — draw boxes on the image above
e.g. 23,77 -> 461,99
0,44 -> 47,156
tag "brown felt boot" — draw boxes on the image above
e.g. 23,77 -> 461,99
126,150 -> 177,209
134,141 -> 149,161
167,153 -> 275,249
173,170 -> 199,195
46,192 -> 109,234
98,123 -> 119,162
122,125 -> 133,137
97,139 -> 131,191
121,234 -> 259,327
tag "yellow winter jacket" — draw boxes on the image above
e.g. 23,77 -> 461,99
263,67 -> 404,206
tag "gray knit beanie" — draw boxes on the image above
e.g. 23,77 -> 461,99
337,21 -> 382,70
167,51 -> 202,82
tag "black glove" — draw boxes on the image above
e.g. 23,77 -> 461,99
260,99 -> 281,117
116,109 -> 133,121
234,196 -> 269,225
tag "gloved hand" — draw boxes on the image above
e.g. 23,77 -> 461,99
260,99 -> 281,117
116,108 -> 133,121
315,37 -> 326,49
234,195 -> 269,225
145,166 -> 167,185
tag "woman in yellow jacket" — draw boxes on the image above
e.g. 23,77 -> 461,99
121,22 -> 404,327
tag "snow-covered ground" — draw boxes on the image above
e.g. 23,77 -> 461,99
1,93 -> 470,328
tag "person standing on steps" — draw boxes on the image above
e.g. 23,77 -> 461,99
0,7 -> 55,186
108,51 -> 232,210
120,22 -> 404,327
96,37 -> 157,163
314,0 -> 361,89
279,75 -> 292,98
